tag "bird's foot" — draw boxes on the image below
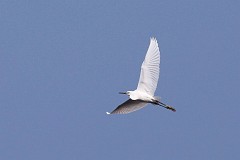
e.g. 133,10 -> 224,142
165,105 -> 176,112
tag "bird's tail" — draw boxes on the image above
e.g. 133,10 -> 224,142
154,96 -> 161,101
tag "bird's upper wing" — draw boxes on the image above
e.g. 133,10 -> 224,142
136,37 -> 160,96
108,99 -> 147,114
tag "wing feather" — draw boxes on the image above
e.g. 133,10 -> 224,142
109,99 -> 147,114
136,37 -> 160,96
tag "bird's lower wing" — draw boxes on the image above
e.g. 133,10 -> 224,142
107,99 -> 147,114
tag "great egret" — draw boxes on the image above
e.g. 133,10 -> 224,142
107,37 -> 175,114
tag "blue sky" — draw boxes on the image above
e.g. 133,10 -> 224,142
0,0 -> 240,159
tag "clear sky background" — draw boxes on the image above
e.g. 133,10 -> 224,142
0,1 -> 239,160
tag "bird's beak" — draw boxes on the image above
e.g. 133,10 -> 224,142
119,92 -> 126,94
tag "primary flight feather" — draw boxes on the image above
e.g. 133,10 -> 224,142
107,37 -> 175,114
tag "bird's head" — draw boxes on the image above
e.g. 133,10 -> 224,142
119,91 -> 131,96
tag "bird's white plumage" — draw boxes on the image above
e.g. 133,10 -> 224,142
106,37 -> 171,115
136,38 -> 160,96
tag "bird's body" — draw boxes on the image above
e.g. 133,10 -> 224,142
126,90 -> 154,101
107,37 -> 175,114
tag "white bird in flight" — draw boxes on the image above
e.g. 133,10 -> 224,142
107,37 -> 175,114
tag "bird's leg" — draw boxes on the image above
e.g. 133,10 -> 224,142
158,101 -> 176,112
151,99 -> 160,105
150,99 -> 176,112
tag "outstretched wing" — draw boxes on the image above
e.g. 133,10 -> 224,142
136,37 -> 160,96
107,99 -> 147,114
